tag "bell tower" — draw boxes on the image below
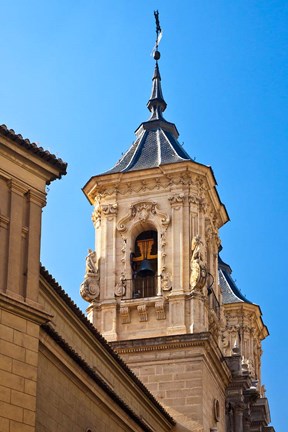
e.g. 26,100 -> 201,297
81,13 -> 231,431
81,45 -> 228,343
80,12 -> 272,432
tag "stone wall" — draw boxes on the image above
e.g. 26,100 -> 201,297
112,333 -> 230,432
0,308 -> 40,432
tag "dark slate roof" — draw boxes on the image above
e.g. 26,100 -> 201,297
105,60 -> 193,175
218,255 -> 252,304
0,124 -> 67,179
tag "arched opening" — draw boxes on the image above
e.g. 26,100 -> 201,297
130,230 -> 158,298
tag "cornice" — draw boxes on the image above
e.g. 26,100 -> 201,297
223,302 -> 269,339
0,124 -> 67,175
112,332 -> 213,354
0,292 -> 52,324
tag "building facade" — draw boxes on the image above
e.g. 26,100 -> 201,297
0,35 -> 274,432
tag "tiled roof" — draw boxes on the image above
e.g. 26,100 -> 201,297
42,323 -> 155,432
0,124 -> 67,177
105,127 -> 191,174
40,265 -> 175,426
218,256 -> 252,304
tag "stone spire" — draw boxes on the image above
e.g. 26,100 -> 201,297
147,61 -> 167,120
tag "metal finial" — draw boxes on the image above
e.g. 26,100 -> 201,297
153,10 -> 162,60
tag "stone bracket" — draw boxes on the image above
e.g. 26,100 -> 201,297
137,304 -> 148,322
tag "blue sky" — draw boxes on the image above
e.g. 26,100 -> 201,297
1,1 -> 287,429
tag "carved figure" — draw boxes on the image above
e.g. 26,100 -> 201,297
161,269 -> 172,291
86,249 -> 97,274
115,273 -> 126,297
80,249 -> 100,302
190,235 -> 207,292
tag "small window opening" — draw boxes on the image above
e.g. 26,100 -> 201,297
131,230 -> 158,298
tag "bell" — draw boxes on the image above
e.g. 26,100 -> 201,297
137,259 -> 155,278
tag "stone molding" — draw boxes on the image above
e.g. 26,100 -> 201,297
0,292 -> 52,324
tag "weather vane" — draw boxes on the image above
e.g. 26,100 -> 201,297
153,10 -> 163,60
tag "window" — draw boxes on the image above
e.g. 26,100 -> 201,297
131,230 -> 158,298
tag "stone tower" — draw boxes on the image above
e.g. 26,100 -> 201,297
81,37 -> 272,431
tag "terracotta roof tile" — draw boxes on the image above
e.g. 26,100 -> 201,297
0,124 -> 67,177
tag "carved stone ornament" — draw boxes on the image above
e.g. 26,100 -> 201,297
190,235 -> 207,292
92,199 -> 102,228
155,299 -> 166,320
117,201 -> 170,233
80,249 -> 100,302
115,274 -> 126,297
168,193 -> 185,206
120,306 -> 130,324
161,268 -> 172,291
137,304 -> 148,322
102,203 -> 118,216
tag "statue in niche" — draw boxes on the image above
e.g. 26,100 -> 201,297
80,249 -> 100,302
190,235 -> 207,293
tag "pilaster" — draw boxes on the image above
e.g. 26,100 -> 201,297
25,190 -> 46,306
6,180 -> 28,300
169,193 -> 185,293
